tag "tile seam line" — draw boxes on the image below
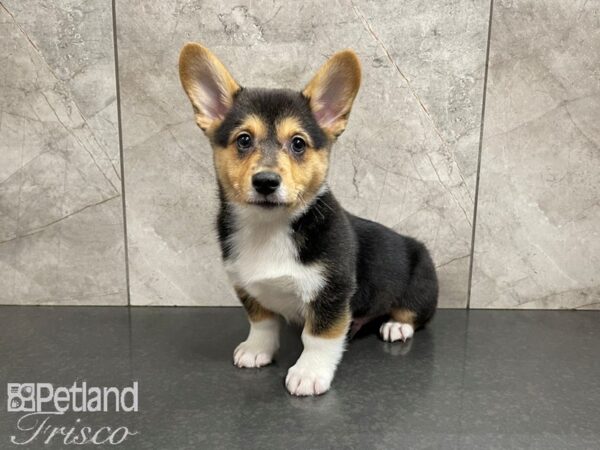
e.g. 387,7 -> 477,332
467,0 -> 495,309
111,0 -> 131,307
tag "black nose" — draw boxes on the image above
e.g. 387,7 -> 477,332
252,171 -> 281,195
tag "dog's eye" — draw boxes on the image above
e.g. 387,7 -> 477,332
290,136 -> 306,154
236,133 -> 253,151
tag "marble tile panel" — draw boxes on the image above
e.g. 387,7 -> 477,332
471,0 -> 600,309
117,1 -> 490,306
0,1 -> 127,304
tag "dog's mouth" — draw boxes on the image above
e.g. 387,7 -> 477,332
247,199 -> 290,209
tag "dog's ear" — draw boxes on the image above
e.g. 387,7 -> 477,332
179,43 -> 240,131
303,50 -> 361,137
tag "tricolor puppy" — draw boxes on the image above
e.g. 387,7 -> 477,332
179,43 -> 438,396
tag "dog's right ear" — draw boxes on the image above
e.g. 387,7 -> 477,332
303,50 -> 361,138
179,43 -> 240,131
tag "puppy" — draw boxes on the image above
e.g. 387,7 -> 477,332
179,43 -> 438,396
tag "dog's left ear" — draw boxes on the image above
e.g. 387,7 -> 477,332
303,50 -> 361,137
179,43 -> 240,131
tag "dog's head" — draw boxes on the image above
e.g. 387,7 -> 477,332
179,43 -> 361,213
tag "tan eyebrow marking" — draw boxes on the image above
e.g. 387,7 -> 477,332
276,116 -> 311,146
230,114 -> 268,143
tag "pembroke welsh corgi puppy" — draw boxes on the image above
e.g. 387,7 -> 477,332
179,43 -> 438,396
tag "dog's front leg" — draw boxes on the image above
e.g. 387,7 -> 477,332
286,300 -> 351,396
233,287 -> 280,368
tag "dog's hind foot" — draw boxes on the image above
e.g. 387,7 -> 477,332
379,321 -> 414,342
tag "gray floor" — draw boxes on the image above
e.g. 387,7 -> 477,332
0,307 -> 599,449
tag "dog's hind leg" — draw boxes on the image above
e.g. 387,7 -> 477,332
379,309 -> 415,342
379,243 -> 438,343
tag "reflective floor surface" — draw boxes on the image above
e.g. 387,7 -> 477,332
0,307 -> 598,449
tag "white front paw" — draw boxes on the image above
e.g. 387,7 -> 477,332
285,364 -> 334,396
233,341 -> 275,368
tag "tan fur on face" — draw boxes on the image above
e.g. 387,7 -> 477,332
215,113 -> 330,209
213,115 -> 269,203
214,144 -> 261,204
238,114 -> 268,142
277,151 -> 329,210
276,117 -> 311,146
274,116 -> 329,209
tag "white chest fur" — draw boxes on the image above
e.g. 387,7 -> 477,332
224,207 -> 325,322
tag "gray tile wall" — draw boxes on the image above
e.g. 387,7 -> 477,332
1,0 -> 597,309
470,0 -> 600,309
117,0 -> 489,307
0,0 -> 127,305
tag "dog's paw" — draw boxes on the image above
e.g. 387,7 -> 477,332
379,321 -> 414,342
285,364 -> 334,396
233,341 -> 275,368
